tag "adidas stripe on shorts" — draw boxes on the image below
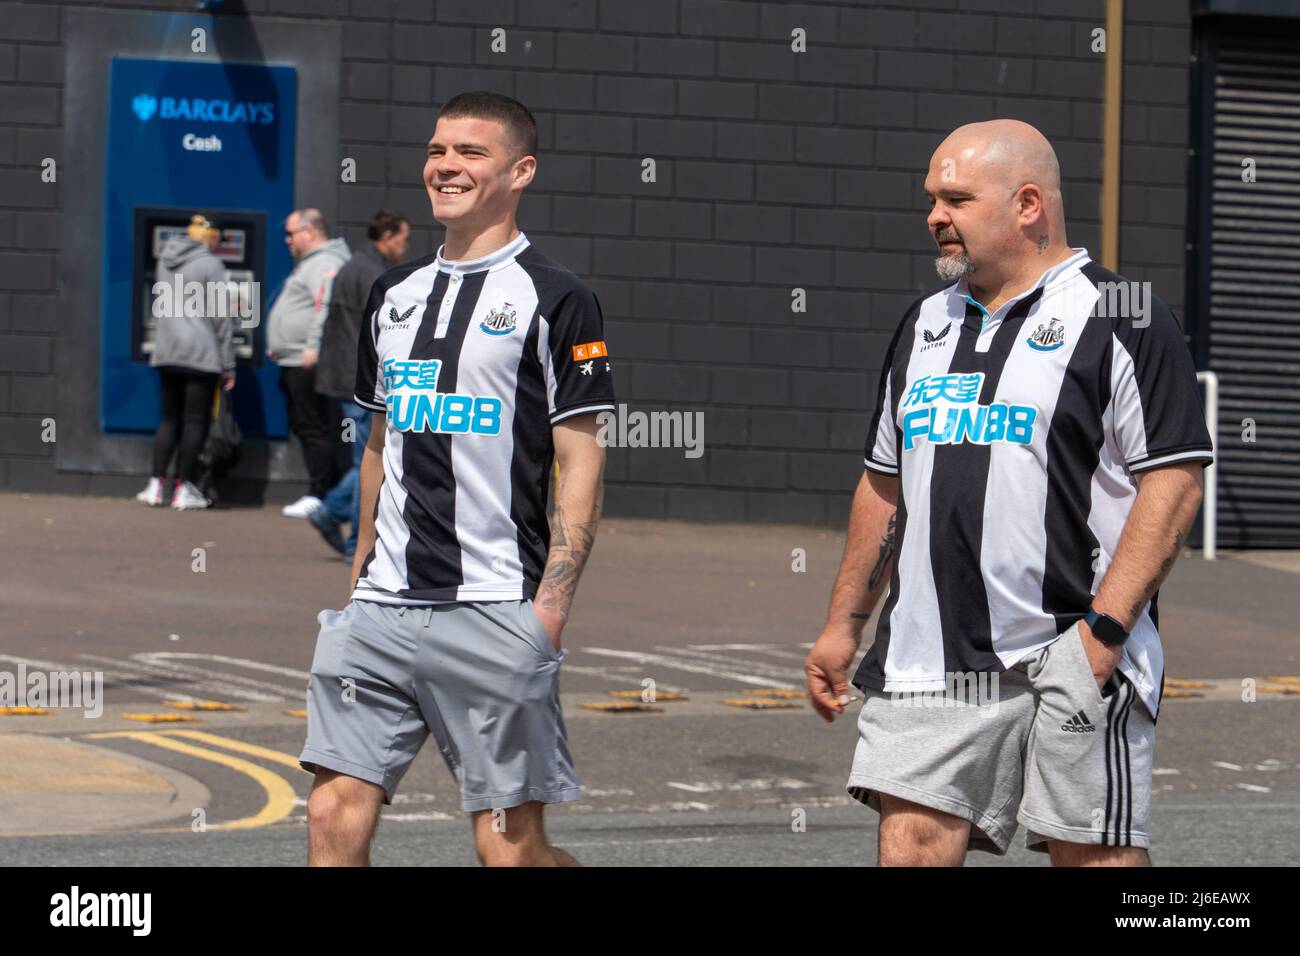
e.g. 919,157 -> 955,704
847,620 -> 1155,854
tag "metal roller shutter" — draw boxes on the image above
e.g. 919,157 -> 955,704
1198,29 -> 1300,547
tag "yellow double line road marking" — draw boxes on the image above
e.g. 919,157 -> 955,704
86,730 -> 308,831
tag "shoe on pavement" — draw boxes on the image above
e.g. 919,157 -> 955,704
282,495 -> 323,518
134,477 -> 166,507
308,507 -> 347,555
171,480 -> 211,511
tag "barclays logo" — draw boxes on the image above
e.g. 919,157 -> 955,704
132,93 -> 275,125
132,94 -> 158,121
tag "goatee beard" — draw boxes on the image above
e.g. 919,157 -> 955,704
935,250 -> 974,282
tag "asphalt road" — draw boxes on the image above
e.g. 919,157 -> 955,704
1,493 -> 1297,866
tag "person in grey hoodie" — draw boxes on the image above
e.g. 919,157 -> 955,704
266,208 -> 351,516
136,215 -> 235,511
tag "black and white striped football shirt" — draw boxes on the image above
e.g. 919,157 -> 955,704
854,249 -> 1213,721
351,231 -> 615,605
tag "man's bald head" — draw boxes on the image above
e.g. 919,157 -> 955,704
924,119 -> 1070,287
938,119 -> 1062,201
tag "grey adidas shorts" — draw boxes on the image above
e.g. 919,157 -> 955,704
299,598 -> 580,812
847,621 -> 1154,854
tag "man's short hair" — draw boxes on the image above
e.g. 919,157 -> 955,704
437,91 -> 538,165
367,208 -> 409,241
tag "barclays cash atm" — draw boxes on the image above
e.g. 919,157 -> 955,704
102,57 -> 298,437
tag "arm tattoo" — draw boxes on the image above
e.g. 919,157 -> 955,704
1128,527 -> 1186,619
537,500 -> 598,619
866,511 -> 898,594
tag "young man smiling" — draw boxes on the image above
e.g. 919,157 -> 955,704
300,92 -> 615,866
806,120 -> 1212,866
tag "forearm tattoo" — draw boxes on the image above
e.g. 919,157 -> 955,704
1128,527 -> 1184,619
867,511 -> 898,595
538,497 -> 598,620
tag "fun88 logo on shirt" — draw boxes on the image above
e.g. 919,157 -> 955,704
899,373 -> 1036,451
382,358 -> 502,435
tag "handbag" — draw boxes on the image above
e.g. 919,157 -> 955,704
197,385 -> 242,500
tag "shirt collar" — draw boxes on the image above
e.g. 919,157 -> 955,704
435,231 -> 529,274
954,247 -> 1090,317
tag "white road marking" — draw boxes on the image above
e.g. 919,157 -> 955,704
688,644 -> 785,650
1234,783 -> 1272,793
129,654 -> 305,698
0,653 -> 199,703
79,654 -> 284,702
579,648 -> 798,689
1211,761 -> 1244,771
559,663 -> 687,692
138,653 -> 311,682
687,643 -> 808,662
0,653 -> 78,670
659,646 -> 804,681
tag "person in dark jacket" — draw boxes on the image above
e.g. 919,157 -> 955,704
310,209 -> 410,558
136,215 -> 235,510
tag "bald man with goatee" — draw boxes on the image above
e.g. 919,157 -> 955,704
806,121 -> 1212,866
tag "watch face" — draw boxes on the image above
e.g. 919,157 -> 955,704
1093,614 -> 1128,645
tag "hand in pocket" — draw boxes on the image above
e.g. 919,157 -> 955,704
1076,619 -> 1122,693
530,601 -> 564,655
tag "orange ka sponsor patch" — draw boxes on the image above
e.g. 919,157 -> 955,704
571,340 -> 608,361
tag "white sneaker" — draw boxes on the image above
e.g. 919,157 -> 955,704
135,477 -> 165,507
171,481 -> 211,511
282,494 -> 323,518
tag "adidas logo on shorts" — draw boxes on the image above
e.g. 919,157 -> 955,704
1061,710 -> 1096,733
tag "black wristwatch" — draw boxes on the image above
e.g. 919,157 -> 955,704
1084,608 -> 1129,646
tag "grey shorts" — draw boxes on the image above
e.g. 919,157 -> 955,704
299,598 -> 580,812
847,621 -> 1154,855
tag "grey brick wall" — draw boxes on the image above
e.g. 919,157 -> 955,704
1117,0 -> 1191,315
0,0 -> 1193,524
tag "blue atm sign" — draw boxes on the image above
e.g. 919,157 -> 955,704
102,58 -> 297,437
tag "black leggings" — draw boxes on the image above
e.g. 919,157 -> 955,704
152,367 -> 218,483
